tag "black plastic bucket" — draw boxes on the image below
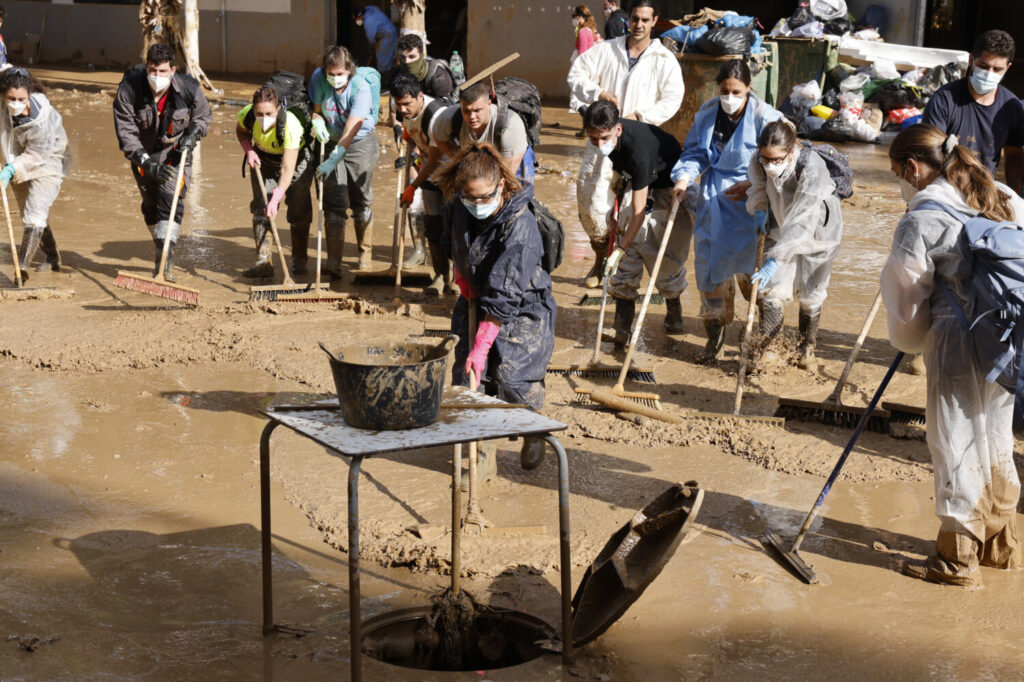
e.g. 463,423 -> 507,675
326,336 -> 457,430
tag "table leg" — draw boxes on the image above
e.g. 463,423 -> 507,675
260,420 -> 280,635
348,456 -> 363,682
451,443 -> 462,594
540,433 -> 573,664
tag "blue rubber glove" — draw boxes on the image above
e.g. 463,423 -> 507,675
750,258 -> 778,287
0,163 -> 15,189
316,144 -> 346,179
311,117 -> 330,144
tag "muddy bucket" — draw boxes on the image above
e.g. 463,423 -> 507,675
320,336 -> 457,430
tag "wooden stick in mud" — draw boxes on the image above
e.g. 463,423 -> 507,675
733,232 -> 767,416
451,443 -> 462,594
589,388 -> 683,424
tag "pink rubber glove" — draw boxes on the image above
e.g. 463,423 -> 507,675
240,137 -> 260,168
266,186 -> 285,218
465,320 -> 500,384
453,266 -> 476,300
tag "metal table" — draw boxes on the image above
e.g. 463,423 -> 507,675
258,386 -> 570,681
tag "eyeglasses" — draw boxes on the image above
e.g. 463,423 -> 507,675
9,67 -> 28,78
459,184 -> 501,205
759,154 -> 789,165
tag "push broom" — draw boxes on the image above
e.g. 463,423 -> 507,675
113,148 -> 201,306
0,183 -> 68,301
765,351 -> 905,584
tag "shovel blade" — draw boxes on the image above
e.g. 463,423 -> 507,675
764,532 -> 819,585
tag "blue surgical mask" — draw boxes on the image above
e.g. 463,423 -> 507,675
970,66 -> 1003,95
462,196 -> 500,219
597,138 -> 616,156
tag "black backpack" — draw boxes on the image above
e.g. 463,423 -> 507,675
517,197 -> 564,274
452,77 -> 543,149
425,58 -> 458,104
242,70 -> 312,144
796,141 -> 854,200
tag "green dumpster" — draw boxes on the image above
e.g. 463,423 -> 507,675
663,42 -> 778,145
767,36 -> 840,106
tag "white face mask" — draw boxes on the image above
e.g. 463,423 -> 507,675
258,115 -> 276,132
6,100 -> 26,116
970,66 -> 1003,96
720,93 -> 746,115
603,8 -> 612,16
573,17 -> 583,28
597,138 -> 616,156
327,73 -> 349,90
762,159 -> 788,178
899,177 -> 919,202
356,19 -> 364,27
148,73 -> 171,94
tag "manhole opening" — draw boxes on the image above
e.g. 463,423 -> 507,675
361,604 -> 557,672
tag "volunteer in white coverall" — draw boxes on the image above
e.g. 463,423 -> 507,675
566,0 -> 683,288
745,121 -> 842,368
883,123 -> 1024,587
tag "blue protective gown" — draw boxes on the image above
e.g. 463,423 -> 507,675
671,94 -> 783,292
446,183 -> 557,410
360,6 -> 398,72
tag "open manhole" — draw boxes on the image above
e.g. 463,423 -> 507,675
362,482 -> 703,672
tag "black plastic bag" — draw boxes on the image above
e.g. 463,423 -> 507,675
696,27 -> 756,56
866,81 -> 925,112
789,3 -> 814,29
780,96 -> 812,126
918,62 -> 962,95
824,18 -> 854,35
799,115 -> 827,140
821,87 -> 841,110
818,116 -> 857,143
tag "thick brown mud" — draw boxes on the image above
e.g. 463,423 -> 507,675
2,73 -> 1024,679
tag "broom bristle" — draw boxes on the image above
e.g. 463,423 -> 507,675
572,388 -> 661,409
113,273 -> 200,306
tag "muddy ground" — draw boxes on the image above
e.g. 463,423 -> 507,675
2,69 -> 1024,679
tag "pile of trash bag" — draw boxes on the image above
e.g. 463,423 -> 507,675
770,0 -> 852,38
662,11 -> 763,56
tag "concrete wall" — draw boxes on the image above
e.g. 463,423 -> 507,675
2,0 -> 333,78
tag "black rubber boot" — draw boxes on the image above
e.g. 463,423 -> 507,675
403,215 -> 426,268
520,437 -> 546,471
242,219 -> 274,279
153,239 -> 164,277
612,297 -> 636,350
289,223 -> 310,276
154,239 -> 177,282
585,237 -> 609,289
760,298 -> 785,339
797,308 -> 820,369
697,319 -> 725,364
353,213 -> 374,271
324,215 -> 346,280
664,297 -> 685,334
36,227 -> 60,272
425,236 -> 449,297
17,226 -> 43,280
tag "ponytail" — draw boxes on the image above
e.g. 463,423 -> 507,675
890,123 -> 1014,222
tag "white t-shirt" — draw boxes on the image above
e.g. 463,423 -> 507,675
433,102 -> 528,157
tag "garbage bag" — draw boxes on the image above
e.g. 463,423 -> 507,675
826,64 -> 857,91
790,80 -> 823,109
695,26 -> 756,56
769,17 -> 792,37
800,114 -> 827,140
788,3 -> 814,29
821,87 -> 841,110
810,0 -> 847,21
791,21 -> 824,37
715,13 -> 756,28
820,115 -> 878,143
823,17 -> 854,36
839,72 -> 870,92
866,81 -> 925,112
918,62 -> 962,94
662,24 -> 709,53
871,59 -> 900,80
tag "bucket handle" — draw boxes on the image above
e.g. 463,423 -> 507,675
437,334 -> 459,356
318,341 -> 342,363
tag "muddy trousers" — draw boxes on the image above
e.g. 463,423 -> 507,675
699,274 -> 754,325
12,177 -> 63,275
450,297 -> 555,412
609,188 -> 694,301
248,147 -> 314,272
321,134 -> 379,266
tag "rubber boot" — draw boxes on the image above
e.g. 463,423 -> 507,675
612,297 -> 635,350
461,440 -> 498,491
797,308 -> 820,369
154,239 -> 177,282
760,298 -> 785,339
242,218 -> 274,279
584,237 -> 609,289
289,223 -> 310,276
697,319 -> 725,364
403,215 -> 426,268
323,215 -> 346,280
353,213 -> 374,271
664,297 -> 685,334
17,225 -> 43,281
425,236 -> 448,297
520,436 -> 546,470
36,227 -> 61,272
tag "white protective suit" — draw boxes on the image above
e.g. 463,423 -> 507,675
566,36 -> 684,241
880,177 -> 1024,548
0,93 -> 71,226
746,146 -> 842,314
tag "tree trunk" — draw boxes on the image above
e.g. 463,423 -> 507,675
397,0 -> 426,37
178,0 -> 216,92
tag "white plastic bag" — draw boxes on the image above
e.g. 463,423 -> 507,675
790,80 -> 823,109
791,21 -> 825,37
810,0 -> 847,21
840,72 -> 870,92
871,59 -> 900,80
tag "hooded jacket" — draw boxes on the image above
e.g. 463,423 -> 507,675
0,92 -> 70,182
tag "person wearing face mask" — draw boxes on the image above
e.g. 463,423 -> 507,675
671,59 -> 784,364
603,0 -> 629,39
882,123 -> 1024,587
567,0 -> 684,289
583,100 -> 691,346
0,67 -> 70,280
235,86 -> 313,279
744,121 -> 843,368
922,29 -> 1024,195
307,46 -> 380,276
353,6 -> 398,79
571,5 -> 602,62
113,43 -> 210,283
435,143 -> 556,475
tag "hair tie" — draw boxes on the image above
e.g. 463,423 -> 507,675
943,134 -> 958,156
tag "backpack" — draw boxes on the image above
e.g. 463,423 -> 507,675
517,197 -> 565,274
242,70 -> 312,144
796,141 -> 854,200
425,58 -> 458,103
348,66 -> 382,123
913,200 -> 1024,414
451,77 -> 543,149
